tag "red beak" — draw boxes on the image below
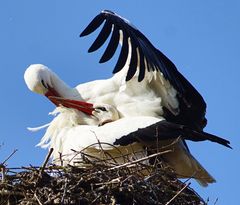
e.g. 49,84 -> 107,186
48,96 -> 94,115
44,85 -> 94,115
45,86 -> 61,106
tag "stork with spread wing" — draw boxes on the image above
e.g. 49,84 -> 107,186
24,10 -> 231,187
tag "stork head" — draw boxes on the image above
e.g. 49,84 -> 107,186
92,103 -> 120,125
24,64 -> 69,107
24,64 -> 54,95
24,65 -> 119,125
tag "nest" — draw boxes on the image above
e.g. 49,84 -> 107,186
0,149 -> 206,205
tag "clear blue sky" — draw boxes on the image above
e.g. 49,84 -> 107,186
0,1 -> 239,204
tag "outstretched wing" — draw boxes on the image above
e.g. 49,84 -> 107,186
80,10 -> 207,131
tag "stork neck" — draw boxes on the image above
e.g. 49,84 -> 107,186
50,72 -> 79,99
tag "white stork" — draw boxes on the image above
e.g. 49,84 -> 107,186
35,102 -> 229,186
24,10 -> 231,186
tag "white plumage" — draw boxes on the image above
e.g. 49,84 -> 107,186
37,107 -> 161,166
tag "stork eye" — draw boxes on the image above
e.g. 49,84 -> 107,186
97,107 -> 107,111
41,80 -> 48,88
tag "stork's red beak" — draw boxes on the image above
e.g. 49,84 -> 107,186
48,96 -> 94,115
44,85 -> 94,115
45,86 -> 61,105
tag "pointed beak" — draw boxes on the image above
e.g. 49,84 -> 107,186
48,96 -> 94,115
43,84 -> 94,115
45,86 -> 61,106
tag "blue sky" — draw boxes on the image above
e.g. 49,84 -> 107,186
0,1 -> 239,204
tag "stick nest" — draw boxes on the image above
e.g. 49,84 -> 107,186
0,149 -> 206,205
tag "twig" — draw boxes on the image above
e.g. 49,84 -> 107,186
68,142 -> 154,166
0,149 -> 17,182
182,172 -> 196,185
90,193 -> 102,205
39,148 -> 53,176
91,131 -> 119,164
59,152 -> 63,166
34,193 -> 43,205
0,190 -> 25,197
61,178 -> 68,205
214,198 -> 218,205
165,182 -> 191,205
21,166 -> 40,170
108,150 -> 172,170
69,142 -> 126,166
69,148 -> 117,166
95,177 -> 121,186
2,149 -> 18,165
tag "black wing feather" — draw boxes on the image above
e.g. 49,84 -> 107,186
126,40 -> 138,81
88,19 -> 112,53
99,26 -> 120,63
138,39 -> 155,73
138,49 -> 146,82
80,14 -> 105,37
112,30 -> 129,74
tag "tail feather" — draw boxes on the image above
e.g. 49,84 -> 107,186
161,140 -> 216,186
184,152 -> 216,187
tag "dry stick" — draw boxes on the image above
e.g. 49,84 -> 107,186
91,131 -> 119,164
70,141 -> 152,166
1,149 -> 17,182
214,198 -> 219,205
59,152 -> 63,166
95,177 -> 121,186
2,149 -> 18,165
165,182 -> 191,205
21,166 -> 40,171
149,126 -> 161,175
34,193 -> 44,205
108,150 -> 172,171
69,148 -> 114,165
90,194 -> 102,205
0,190 -> 25,197
76,143 -> 169,167
151,136 -> 181,165
181,170 -> 200,185
95,142 -> 131,163
61,178 -> 68,205
127,144 -> 148,176
69,141 -> 126,166
39,148 -> 54,177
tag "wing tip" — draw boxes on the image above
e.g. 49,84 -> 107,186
226,143 -> 232,149
101,10 -> 115,15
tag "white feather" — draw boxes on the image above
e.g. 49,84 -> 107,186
37,106 -> 163,165
27,123 -> 51,132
